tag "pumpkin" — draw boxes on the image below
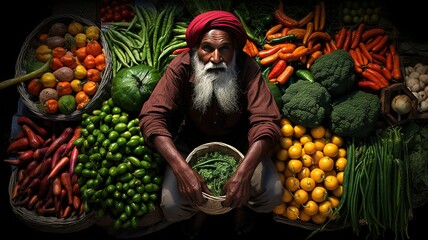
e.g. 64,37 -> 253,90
111,64 -> 161,113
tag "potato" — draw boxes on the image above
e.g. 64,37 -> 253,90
39,87 -> 59,104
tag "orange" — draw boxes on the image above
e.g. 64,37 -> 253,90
280,118 -> 292,126
272,203 -> 287,215
284,176 -> 300,192
310,125 -> 326,139
296,167 -> 311,180
335,157 -> 348,172
311,150 -> 324,165
288,144 -> 302,159
303,200 -> 319,216
285,205 -> 300,221
332,185 -> 343,197
300,177 -> 316,192
287,159 -> 303,174
311,213 -> 327,224
336,171 -> 344,184
281,188 -> 293,203
279,137 -> 293,149
318,156 -> 334,172
314,138 -> 326,151
299,211 -> 311,222
299,134 -> 313,145
310,168 -> 325,183
311,186 -> 328,202
323,175 -> 339,190
327,195 -> 340,208
318,200 -> 333,217
303,141 -> 316,155
274,160 -> 286,173
293,189 -> 309,205
275,148 -> 288,161
323,143 -> 339,158
293,124 -> 306,138
301,154 -> 314,167
338,148 -> 347,158
281,123 -> 294,137
330,135 -> 344,148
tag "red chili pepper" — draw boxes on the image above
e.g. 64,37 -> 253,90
268,59 -> 287,79
172,47 -> 190,55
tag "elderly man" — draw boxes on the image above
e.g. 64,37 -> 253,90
138,10 -> 283,238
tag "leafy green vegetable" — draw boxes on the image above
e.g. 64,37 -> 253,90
191,151 -> 238,196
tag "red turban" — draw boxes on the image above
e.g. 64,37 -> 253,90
185,10 -> 248,50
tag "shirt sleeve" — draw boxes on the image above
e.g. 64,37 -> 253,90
244,57 -> 282,146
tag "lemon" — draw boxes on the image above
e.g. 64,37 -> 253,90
41,72 -> 57,88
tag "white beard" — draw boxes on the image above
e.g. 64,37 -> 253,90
191,52 -> 240,114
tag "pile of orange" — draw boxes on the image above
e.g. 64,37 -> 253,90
272,118 -> 347,225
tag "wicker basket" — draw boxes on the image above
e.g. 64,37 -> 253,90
186,142 -> 244,215
8,168 -> 96,233
15,14 -> 112,121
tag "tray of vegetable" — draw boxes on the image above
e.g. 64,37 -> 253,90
15,14 -> 112,121
186,142 -> 243,215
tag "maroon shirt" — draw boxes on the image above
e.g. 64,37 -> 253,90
139,50 -> 282,154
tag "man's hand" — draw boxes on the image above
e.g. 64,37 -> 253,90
221,173 -> 251,209
175,166 -> 211,206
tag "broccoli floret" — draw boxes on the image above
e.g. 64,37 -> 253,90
310,49 -> 357,96
281,79 -> 331,128
329,90 -> 381,139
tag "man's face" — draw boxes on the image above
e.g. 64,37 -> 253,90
197,29 -> 235,65
191,39 -> 239,115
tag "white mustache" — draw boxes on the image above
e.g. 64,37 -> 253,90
204,62 -> 227,71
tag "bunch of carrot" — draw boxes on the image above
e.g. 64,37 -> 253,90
334,22 -> 402,91
5,116 -> 83,219
257,0 -> 334,85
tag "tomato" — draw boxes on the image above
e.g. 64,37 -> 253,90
284,176 -> 300,192
287,159 -> 303,174
323,175 -> 339,190
296,167 -> 311,180
310,168 -> 325,183
293,124 -> 306,138
288,144 -> 302,159
281,187 -> 293,203
285,205 -> 300,221
27,78 -> 43,96
300,177 -> 316,192
318,201 -> 333,217
303,200 -> 319,216
293,189 -> 309,204
335,157 -> 348,172
272,203 -> 287,215
310,125 -> 326,139
311,186 -> 328,202
323,143 -> 339,158
318,156 -> 334,172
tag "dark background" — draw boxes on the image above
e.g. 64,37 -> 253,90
1,1 -> 426,239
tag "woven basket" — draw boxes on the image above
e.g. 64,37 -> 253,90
186,142 -> 244,215
273,214 -> 349,231
8,169 -> 96,233
16,14 -> 112,121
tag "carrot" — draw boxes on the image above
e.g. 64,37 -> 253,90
286,28 -> 306,39
313,3 -> 320,31
62,125 -> 82,157
22,124 -> 43,150
266,33 -> 283,41
351,23 -> 365,49
342,29 -> 352,51
260,52 -> 280,66
329,40 -> 337,51
279,43 -> 297,53
73,195 -> 81,211
308,31 -> 331,42
46,127 -> 73,157
361,28 -> 385,42
385,52 -> 393,71
268,59 -> 287,79
308,42 -> 322,55
303,22 -> 313,45
274,9 -> 299,28
17,115 -> 49,138
47,156 -> 69,180
281,27 -> 289,36
371,34 -> 388,52
349,49 -> 362,68
18,149 -> 34,165
365,35 -> 383,51
318,0 -> 326,31
51,143 -> 67,169
266,23 -> 283,37
297,11 -> 314,27
306,50 -> 323,69
358,79 -> 381,91
247,40 -> 259,57
7,137 -> 30,153
258,45 -> 282,59
392,53 -> 402,80
371,52 -> 386,65
288,46 -> 308,62
388,43 -> 397,56
323,40 -> 331,54
277,65 -> 294,84
60,172 -> 73,205
355,47 -> 367,66
381,66 -> 393,80
335,27 -> 347,49
68,146 -> 79,175
363,67 -> 389,87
